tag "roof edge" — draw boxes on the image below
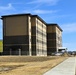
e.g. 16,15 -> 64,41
1,13 -> 31,18
47,23 -> 63,32
32,15 -> 47,25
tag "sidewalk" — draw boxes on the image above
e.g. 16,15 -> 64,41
44,57 -> 76,75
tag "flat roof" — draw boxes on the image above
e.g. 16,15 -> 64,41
1,13 -> 62,31
1,13 -> 47,25
32,15 -> 47,25
47,23 -> 63,32
1,13 -> 31,18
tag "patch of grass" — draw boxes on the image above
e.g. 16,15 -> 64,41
0,65 -> 24,72
0,56 -> 67,75
0,56 -> 57,62
0,40 -> 3,52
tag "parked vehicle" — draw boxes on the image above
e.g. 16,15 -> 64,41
51,52 -> 63,56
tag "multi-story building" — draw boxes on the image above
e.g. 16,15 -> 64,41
1,14 -> 47,56
47,24 -> 63,55
1,14 -> 32,55
1,13 -> 62,56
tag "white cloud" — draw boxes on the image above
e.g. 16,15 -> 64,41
11,3 -> 24,5
61,23 -> 76,33
33,9 -> 57,14
0,3 -> 14,12
24,9 -> 57,14
27,0 -> 59,5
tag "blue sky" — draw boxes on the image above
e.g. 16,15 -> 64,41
0,0 -> 76,51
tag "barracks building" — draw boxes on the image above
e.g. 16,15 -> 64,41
1,13 -> 62,56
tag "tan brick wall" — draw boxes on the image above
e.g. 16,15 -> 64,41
47,26 -> 56,33
4,16 -> 28,36
31,17 -> 36,26
56,26 -> 62,52
36,18 -> 47,56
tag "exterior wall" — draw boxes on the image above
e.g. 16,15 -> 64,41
47,25 -> 62,55
3,15 -> 30,55
47,26 -> 56,55
36,18 -> 47,56
56,27 -> 62,52
31,17 -> 36,55
4,16 -> 28,36
31,17 -> 47,56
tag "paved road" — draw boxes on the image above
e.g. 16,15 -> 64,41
44,57 -> 76,75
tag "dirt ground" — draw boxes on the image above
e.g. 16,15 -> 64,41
0,56 -> 68,75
